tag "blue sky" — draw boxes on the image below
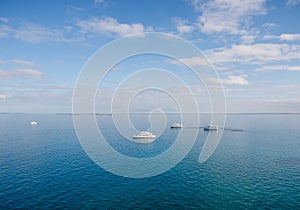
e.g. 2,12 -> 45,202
1,0 -> 300,113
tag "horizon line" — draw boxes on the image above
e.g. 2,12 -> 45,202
1,112 -> 300,115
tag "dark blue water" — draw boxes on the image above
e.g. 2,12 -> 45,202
0,114 -> 299,209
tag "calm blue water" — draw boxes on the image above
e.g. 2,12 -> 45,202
0,114 -> 299,209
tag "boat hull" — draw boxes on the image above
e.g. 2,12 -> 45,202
204,128 -> 218,131
170,123 -> 183,128
132,136 -> 156,143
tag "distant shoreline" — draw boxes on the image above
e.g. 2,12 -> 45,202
1,112 -> 300,115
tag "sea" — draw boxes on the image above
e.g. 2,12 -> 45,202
0,113 -> 299,209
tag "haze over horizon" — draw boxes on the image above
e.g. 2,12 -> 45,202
1,0 -> 300,113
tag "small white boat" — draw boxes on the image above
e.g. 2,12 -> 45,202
170,122 -> 183,128
132,131 -> 157,143
204,124 -> 218,131
30,121 -> 38,125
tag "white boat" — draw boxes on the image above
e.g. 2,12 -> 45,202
204,124 -> 218,131
132,131 -> 157,143
170,122 -> 183,128
30,121 -> 38,125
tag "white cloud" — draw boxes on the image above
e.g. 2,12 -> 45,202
0,94 -> 7,99
222,75 -> 250,85
177,25 -> 195,35
262,35 -> 276,40
279,34 -> 300,41
94,0 -> 105,4
286,0 -> 300,6
0,82 -> 73,93
206,43 -> 300,64
256,65 -> 300,72
1,17 -> 149,43
264,33 -> 300,41
0,20 -> 82,43
226,98 -> 300,113
278,84 -> 300,88
0,24 -> 12,38
208,75 -> 249,85
241,35 -> 257,44
14,69 -> 43,78
0,68 -> 44,79
13,23 -> 71,43
11,59 -> 38,67
77,16 -> 149,37
0,17 -> 9,23
224,88 -> 245,92
262,22 -> 279,30
167,56 -> 210,67
173,17 -> 195,35
191,0 -> 266,34
263,98 -> 300,104
224,70 -> 245,75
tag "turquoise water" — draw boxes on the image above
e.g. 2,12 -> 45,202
0,114 -> 299,209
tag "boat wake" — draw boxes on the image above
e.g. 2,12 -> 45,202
177,126 -> 244,132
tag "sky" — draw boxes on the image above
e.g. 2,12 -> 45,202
1,0 -> 300,113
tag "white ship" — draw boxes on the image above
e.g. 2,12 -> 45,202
170,122 -> 183,128
30,121 -> 38,125
132,131 -> 157,143
204,124 -> 218,131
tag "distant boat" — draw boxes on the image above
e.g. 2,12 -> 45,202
30,121 -> 38,125
170,122 -> 183,128
132,131 -> 157,143
204,124 -> 218,131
